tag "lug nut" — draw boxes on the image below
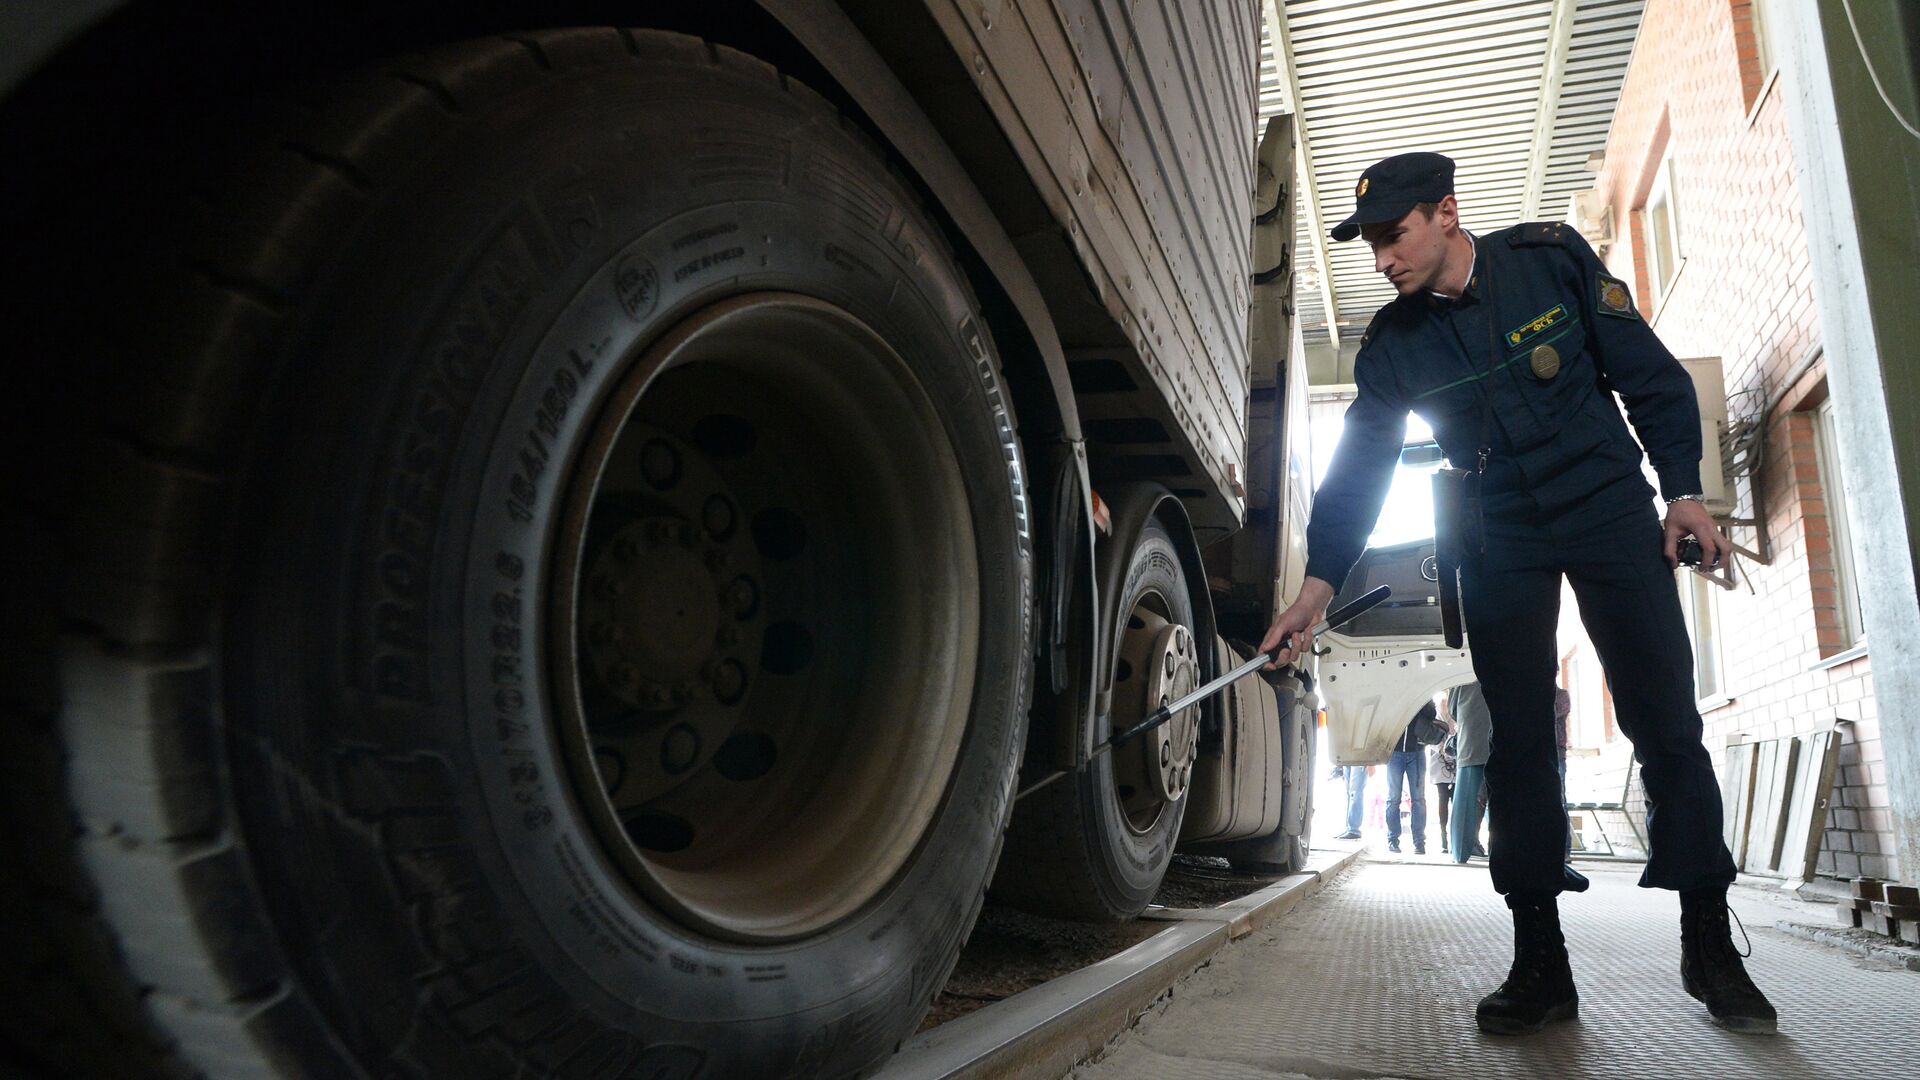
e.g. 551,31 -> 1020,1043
703,495 -> 737,540
726,577 -> 759,618
660,724 -> 700,775
711,660 -> 747,704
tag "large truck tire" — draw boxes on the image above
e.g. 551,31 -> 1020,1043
993,519 -> 1198,921
4,29 -> 1032,1079
1202,670 -> 1317,875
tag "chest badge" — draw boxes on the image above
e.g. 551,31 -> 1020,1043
1505,303 -> 1569,349
1530,344 -> 1562,380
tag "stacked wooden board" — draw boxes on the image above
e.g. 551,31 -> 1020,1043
1717,728 -> 1843,881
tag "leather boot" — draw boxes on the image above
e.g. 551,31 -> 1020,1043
1680,885 -> 1778,1033
1476,893 -> 1579,1035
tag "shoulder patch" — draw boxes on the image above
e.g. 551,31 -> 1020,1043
1507,221 -> 1573,247
1596,273 -> 1638,319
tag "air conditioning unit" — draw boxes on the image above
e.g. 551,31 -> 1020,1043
1678,357 -> 1736,515
1568,189 -> 1614,247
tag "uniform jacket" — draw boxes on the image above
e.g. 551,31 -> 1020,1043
1304,222 -> 1703,591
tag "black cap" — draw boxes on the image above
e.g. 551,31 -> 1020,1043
1330,152 -> 1455,242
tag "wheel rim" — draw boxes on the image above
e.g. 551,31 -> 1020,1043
549,293 -> 980,943
1110,590 -> 1200,834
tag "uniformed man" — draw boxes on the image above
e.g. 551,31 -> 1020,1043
1260,152 -> 1777,1036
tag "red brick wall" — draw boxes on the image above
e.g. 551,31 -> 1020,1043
1570,0 -> 1890,881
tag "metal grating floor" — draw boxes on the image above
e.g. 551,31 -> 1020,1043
1071,859 -> 1920,1079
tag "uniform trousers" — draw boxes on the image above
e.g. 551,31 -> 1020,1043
1460,498 -> 1738,896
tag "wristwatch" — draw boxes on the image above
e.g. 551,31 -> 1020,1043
1664,493 -> 1706,505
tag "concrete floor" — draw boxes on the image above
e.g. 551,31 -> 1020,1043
1070,856 -> 1920,1080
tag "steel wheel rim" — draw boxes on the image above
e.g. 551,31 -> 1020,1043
549,293 -> 980,943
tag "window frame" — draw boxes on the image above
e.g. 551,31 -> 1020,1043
1813,394 -> 1867,647
1643,148 -> 1685,313
1680,569 -> 1725,705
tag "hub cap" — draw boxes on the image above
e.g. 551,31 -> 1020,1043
1111,597 -> 1201,832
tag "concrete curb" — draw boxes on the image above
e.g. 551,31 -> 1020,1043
1775,920 -> 1920,971
877,846 -> 1362,1080
1141,847 -> 1362,939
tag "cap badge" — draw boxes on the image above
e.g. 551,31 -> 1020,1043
1356,177 -> 1369,197
1530,344 -> 1562,380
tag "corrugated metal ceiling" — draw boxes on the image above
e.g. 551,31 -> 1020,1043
1258,0 -> 1645,354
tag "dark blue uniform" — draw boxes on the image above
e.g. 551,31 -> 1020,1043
1305,221 -> 1739,898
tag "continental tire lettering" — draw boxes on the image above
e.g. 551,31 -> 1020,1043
960,317 -> 1029,549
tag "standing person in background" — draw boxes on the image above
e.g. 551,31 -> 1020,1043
1384,700 -> 1440,853
1449,681 -> 1492,862
1334,764 -> 1367,841
1432,704 -> 1459,855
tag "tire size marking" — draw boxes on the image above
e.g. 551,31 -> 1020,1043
505,338 -> 606,525
367,169 -> 598,704
672,245 -> 746,284
488,550 -> 554,830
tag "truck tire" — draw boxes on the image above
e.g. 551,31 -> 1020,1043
993,519 -> 1197,921
1208,672 -> 1317,875
4,29 -> 1032,1080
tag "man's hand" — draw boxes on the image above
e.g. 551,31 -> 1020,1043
1663,497 -> 1729,569
1259,577 -> 1337,667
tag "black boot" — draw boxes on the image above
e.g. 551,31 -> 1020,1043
1476,893 -> 1579,1035
1680,885 -> 1778,1033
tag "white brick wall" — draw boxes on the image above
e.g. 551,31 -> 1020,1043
1559,0 -> 1893,881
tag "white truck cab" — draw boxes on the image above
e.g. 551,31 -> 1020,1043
1317,449 -> 1478,765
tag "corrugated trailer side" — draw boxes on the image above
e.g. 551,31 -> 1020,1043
924,0 -> 1260,535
